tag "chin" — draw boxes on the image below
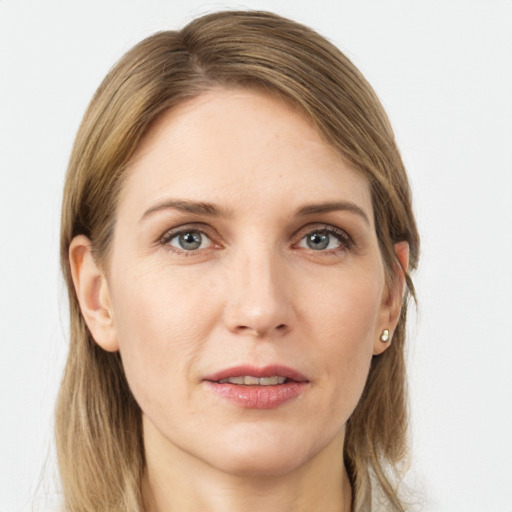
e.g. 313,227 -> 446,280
204,428 -> 325,478
216,449 -> 307,478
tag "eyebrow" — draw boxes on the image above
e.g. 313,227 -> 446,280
140,198 -> 370,225
296,201 -> 370,225
140,199 -> 232,221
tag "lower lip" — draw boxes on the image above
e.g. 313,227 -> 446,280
205,381 -> 308,409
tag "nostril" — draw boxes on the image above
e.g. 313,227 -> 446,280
234,323 -> 288,336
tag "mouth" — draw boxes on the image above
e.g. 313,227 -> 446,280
203,365 -> 309,409
217,375 -> 288,385
204,364 -> 308,384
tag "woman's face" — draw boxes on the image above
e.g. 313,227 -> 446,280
81,88 -> 402,476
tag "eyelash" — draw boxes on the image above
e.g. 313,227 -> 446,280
158,223 -> 354,255
159,223 -> 216,255
295,225 -> 353,253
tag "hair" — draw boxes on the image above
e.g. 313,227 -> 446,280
57,10 -> 419,512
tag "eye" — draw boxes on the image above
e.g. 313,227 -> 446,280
297,227 -> 351,252
164,229 -> 212,251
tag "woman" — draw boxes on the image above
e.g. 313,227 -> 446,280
57,10 -> 419,512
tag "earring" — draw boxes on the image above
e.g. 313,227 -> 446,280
380,329 -> 390,343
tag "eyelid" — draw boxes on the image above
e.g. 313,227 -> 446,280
292,223 -> 354,250
158,222 -> 220,251
156,221 -> 354,255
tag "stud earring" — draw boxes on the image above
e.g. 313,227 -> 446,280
380,329 -> 390,343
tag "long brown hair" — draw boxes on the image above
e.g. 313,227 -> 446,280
57,10 -> 419,511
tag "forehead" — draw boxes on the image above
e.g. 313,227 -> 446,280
119,88 -> 373,222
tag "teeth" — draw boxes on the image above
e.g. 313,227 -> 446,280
218,376 -> 287,385
260,376 -> 285,385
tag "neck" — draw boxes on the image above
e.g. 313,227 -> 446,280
141,418 -> 352,512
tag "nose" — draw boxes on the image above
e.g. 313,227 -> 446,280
222,247 -> 294,339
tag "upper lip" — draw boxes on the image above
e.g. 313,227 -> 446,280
203,365 -> 309,383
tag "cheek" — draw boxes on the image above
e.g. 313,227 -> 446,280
306,271 -> 383,409
309,269 -> 383,343
108,262 -> 220,406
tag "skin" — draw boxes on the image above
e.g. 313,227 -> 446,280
70,88 -> 408,512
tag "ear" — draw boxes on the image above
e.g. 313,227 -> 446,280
69,235 -> 119,352
373,241 -> 410,355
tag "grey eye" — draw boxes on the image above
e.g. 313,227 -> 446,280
298,230 -> 344,251
169,230 -> 211,251
306,232 -> 330,250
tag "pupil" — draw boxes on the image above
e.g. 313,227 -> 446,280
307,232 -> 329,250
179,231 -> 202,250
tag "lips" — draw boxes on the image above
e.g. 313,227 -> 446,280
203,365 -> 309,384
203,365 -> 309,409
218,375 -> 286,385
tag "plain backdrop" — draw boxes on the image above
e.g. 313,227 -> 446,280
1,1 -> 511,511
